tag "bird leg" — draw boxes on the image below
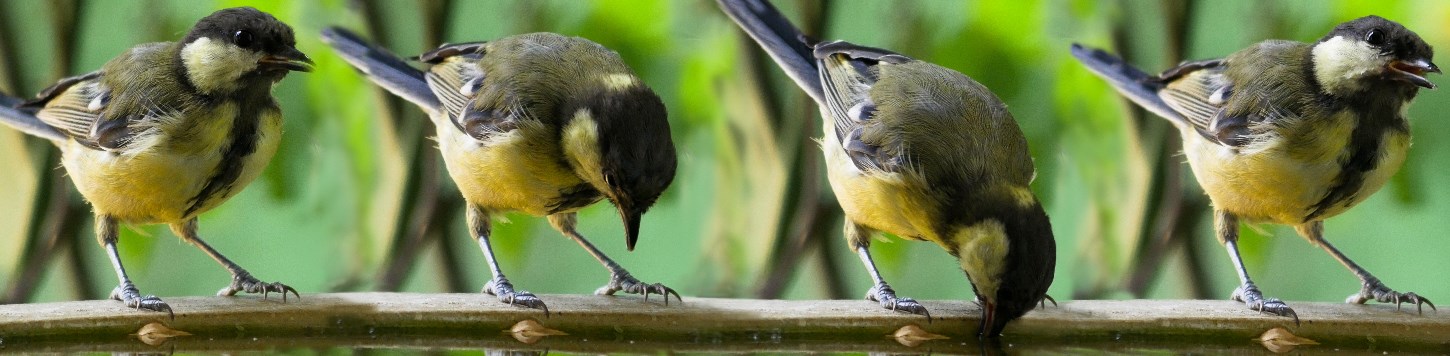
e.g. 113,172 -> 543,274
848,223 -> 931,320
1217,211 -> 1298,324
99,215 -> 172,318
1298,221 -> 1435,314
170,219 -> 298,301
548,213 -> 681,304
468,205 -> 549,314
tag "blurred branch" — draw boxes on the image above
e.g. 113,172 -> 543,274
1117,0 -> 1211,299
0,3 -> 18,94
3,0 -> 96,304
754,0 -> 845,299
356,0 -> 468,293
5,295 -> 1448,352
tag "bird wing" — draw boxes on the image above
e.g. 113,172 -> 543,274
1154,59 -> 1260,146
816,40 -> 911,173
1070,44 -> 1186,123
418,42 -> 511,140
1071,44 -> 1251,146
320,27 -> 441,113
419,43 -> 484,122
0,93 -> 66,143
23,71 -> 127,150
715,0 -> 824,105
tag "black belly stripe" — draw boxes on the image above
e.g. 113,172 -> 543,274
183,101 -> 263,218
1304,113 -> 1406,222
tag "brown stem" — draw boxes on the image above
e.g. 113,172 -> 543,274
754,0 -> 833,299
1121,0 -> 1209,298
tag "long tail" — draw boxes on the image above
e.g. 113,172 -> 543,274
0,93 -> 65,143
320,27 -> 441,113
1069,44 -> 1185,123
716,0 -> 824,105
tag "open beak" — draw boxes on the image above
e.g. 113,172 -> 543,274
619,206 -> 642,252
979,300 -> 998,339
260,47 -> 314,72
1389,58 -> 1440,89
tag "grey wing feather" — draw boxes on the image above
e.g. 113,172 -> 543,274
1069,44 -> 1187,123
26,72 -> 115,148
1158,68 -> 1230,134
817,42 -> 902,172
32,76 -> 105,140
320,27 -> 441,113
0,95 -> 65,143
716,0 -> 824,105
422,54 -> 481,123
417,42 -> 486,64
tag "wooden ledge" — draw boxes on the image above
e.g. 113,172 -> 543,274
0,293 -> 1446,353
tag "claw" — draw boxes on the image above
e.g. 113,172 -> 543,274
220,273 -> 300,302
597,272 -> 682,305
866,283 -> 932,322
111,284 -> 175,319
484,277 -> 550,317
1232,283 -> 1299,325
1350,280 -> 1435,315
1039,294 -> 1058,309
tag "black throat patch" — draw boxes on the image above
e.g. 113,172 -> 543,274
183,92 -> 271,218
1304,91 -> 1411,222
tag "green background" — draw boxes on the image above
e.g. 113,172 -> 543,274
0,0 -> 1446,314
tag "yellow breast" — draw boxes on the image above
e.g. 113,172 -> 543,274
437,119 -> 588,216
822,124 -> 936,241
1183,113 -> 1408,224
63,103 -> 282,223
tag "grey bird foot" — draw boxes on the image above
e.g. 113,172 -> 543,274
1348,279 -> 1435,314
1232,283 -> 1298,324
484,277 -> 549,315
594,271 -> 682,305
218,271 -> 299,301
110,283 -> 173,318
866,283 -> 932,320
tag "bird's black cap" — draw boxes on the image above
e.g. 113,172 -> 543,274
184,7 -> 298,53
585,84 -> 677,251
1321,15 -> 1433,63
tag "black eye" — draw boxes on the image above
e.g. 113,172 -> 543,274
1365,29 -> 1386,46
233,30 -> 255,48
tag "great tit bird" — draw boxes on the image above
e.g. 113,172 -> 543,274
321,28 -> 678,313
1073,15 -> 1438,321
718,0 -> 1056,337
0,7 -> 312,315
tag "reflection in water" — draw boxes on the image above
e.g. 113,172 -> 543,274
486,349 -> 546,356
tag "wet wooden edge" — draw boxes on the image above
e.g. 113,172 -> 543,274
0,293 -> 1446,352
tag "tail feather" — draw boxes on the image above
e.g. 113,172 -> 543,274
1069,43 -> 1185,123
716,0 -> 824,105
0,93 -> 66,143
320,27 -> 441,113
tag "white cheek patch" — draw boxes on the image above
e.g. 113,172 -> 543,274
180,37 -> 262,94
1312,36 -> 1389,94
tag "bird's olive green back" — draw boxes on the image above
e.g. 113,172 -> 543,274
864,61 -> 1036,191
471,33 -> 638,126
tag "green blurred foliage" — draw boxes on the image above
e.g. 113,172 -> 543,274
1,0 -> 1448,310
